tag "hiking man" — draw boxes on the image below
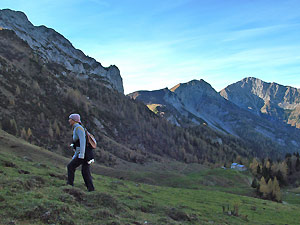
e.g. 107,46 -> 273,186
67,113 -> 95,192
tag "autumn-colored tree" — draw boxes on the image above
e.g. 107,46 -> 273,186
265,160 -> 271,169
259,177 -> 268,198
271,162 -> 279,177
250,158 -> 259,175
272,177 -> 282,202
278,161 -> 288,182
48,125 -> 54,139
27,128 -> 32,141
53,120 -> 60,137
9,119 -> 18,136
267,179 -> 273,199
20,128 -> 27,140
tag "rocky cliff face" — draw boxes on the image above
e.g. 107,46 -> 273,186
220,77 -> 300,127
170,79 -> 235,131
128,88 -> 199,127
0,9 -> 123,93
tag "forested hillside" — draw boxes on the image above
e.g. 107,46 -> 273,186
0,28 -> 261,166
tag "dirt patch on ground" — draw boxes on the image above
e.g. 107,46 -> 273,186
23,176 -> 46,190
49,172 -> 66,180
2,160 -> 17,168
167,207 -> 191,221
88,192 -> 121,211
63,187 -> 86,202
18,169 -> 30,174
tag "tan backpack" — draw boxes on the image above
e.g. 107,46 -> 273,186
85,129 -> 97,149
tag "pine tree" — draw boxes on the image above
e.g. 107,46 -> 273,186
276,170 -> 284,186
272,177 -> 282,202
250,158 -> 259,175
262,166 -> 270,181
259,177 -> 268,198
20,128 -> 27,140
267,179 -> 273,199
271,162 -> 279,177
9,119 -> 18,136
296,157 -> 300,172
257,165 -> 261,176
265,160 -> 271,169
278,161 -> 288,182
48,125 -> 54,139
53,120 -> 60,137
27,128 -> 32,141
251,178 -> 258,188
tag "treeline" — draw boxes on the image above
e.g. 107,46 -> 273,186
249,153 -> 300,202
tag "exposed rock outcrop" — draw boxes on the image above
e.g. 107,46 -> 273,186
220,77 -> 300,127
0,9 -> 123,93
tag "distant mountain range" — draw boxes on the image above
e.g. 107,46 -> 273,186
129,78 -> 300,154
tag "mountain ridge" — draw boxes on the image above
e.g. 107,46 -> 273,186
220,77 -> 300,127
0,9 -> 124,93
129,78 -> 300,155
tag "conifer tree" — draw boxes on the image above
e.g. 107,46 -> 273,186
259,177 -> 268,198
27,128 -> 32,141
296,157 -> 300,172
20,128 -> 27,140
262,166 -> 270,181
278,161 -> 288,182
9,119 -> 18,136
272,177 -> 282,202
250,158 -> 259,175
251,178 -> 258,188
257,165 -> 261,176
267,179 -> 273,199
48,125 -> 54,139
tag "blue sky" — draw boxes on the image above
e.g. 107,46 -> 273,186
1,0 -> 300,94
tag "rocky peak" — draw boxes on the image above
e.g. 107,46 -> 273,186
171,79 -> 221,101
0,9 -> 124,93
222,77 -> 300,106
220,77 -> 300,125
128,88 -> 174,105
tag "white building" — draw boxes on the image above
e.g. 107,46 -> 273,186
231,163 -> 247,171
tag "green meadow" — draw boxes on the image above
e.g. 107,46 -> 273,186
0,129 -> 299,225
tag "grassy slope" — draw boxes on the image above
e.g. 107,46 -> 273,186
0,129 -> 300,225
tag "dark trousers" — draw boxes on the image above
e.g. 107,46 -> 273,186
67,157 -> 95,191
